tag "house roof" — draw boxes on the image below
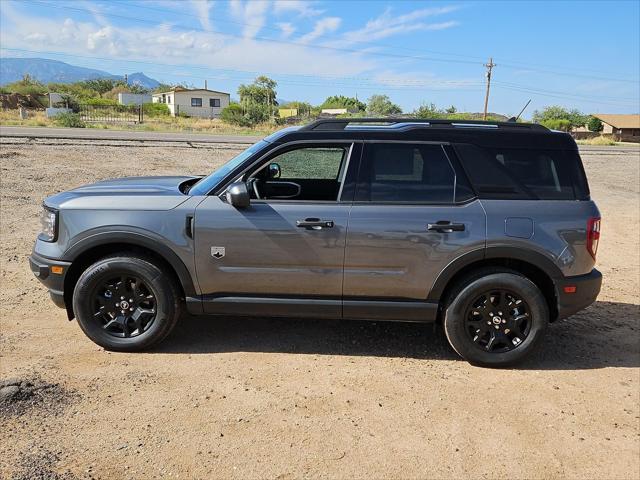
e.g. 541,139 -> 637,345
593,114 -> 640,129
152,87 -> 230,96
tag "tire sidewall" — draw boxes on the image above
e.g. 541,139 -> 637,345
444,273 -> 548,367
73,257 -> 176,351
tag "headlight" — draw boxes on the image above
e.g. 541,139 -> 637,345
39,206 -> 58,242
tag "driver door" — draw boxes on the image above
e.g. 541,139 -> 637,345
193,142 -> 361,318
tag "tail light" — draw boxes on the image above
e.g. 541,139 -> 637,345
587,217 -> 601,259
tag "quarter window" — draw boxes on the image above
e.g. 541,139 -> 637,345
356,143 -> 456,203
191,98 -> 203,107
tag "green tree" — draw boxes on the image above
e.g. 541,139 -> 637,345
413,102 -> 444,119
366,94 -> 402,116
320,95 -> 366,112
587,116 -> 604,132
77,78 -> 125,97
531,106 -> 588,130
539,118 -> 572,131
4,74 -> 47,96
237,76 -> 278,123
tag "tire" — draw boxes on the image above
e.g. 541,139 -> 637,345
72,254 -> 182,352
443,268 -> 549,368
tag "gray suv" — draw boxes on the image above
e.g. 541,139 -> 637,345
29,119 -> 602,367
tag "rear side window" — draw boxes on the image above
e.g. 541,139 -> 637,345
356,143 -> 455,203
455,144 -> 589,200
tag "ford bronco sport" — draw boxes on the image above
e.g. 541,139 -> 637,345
29,119 -> 602,367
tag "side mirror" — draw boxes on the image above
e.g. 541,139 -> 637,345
268,163 -> 281,179
225,181 -> 250,209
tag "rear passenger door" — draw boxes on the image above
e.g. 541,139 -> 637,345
343,142 -> 486,321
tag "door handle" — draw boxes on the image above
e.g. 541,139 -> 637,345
296,218 -> 334,229
427,221 -> 465,233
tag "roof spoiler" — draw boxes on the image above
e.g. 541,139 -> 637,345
299,118 -> 548,132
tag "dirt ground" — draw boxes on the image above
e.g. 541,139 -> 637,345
1,138 -> 638,480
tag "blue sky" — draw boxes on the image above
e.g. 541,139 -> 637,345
1,0 -> 639,116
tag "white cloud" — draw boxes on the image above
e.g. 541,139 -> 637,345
228,0 -> 269,39
190,0 -> 213,31
277,22 -> 296,39
273,1 -> 323,18
298,17 -> 341,44
343,5 -> 460,43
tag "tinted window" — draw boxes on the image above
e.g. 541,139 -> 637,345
356,144 -> 455,203
456,144 -> 588,200
271,147 -> 346,180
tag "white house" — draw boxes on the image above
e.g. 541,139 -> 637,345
118,92 -> 152,105
152,87 -> 230,118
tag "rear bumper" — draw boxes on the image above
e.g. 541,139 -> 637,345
29,252 -> 71,309
556,268 -> 602,319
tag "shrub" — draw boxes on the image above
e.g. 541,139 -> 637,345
586,135 -> 616,146
143,102 -> 170,116
84,97 -> 118,106
587,116 -> 604,132
54,112 -> 85,128
540,118 -> 572,131
221,103 -> 252,126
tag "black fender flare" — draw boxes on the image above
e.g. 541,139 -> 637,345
63,228 -> 197,297
427,246 -> 564,303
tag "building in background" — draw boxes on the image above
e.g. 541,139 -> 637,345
118,92 -> 152,105
592,114 -> 640,142
152,87 -> 230,118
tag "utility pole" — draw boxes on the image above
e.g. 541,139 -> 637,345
483,57 -> 496,120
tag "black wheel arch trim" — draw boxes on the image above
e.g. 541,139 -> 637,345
427,245 -> 564,303
62,228 -> 197,297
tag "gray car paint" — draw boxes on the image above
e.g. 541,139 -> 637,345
32,138 -> 600,321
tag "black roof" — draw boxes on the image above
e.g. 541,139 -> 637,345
270,118 -> 577,150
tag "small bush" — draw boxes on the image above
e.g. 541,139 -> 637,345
143,102 -> 170,116
585,135 -> 617,146
54,112 -> 86,128
221,104 -> 250,126
540,119 -> 572,131
84,97 -> 118,106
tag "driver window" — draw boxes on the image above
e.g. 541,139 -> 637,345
250,146 -> 347,201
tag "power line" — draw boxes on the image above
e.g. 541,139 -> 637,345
101,0 -> 639,81
24,0 -> 640,84
3,47 -> 637,107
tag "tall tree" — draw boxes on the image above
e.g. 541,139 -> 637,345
366,94 -> 402,116
320,95 -> 366,112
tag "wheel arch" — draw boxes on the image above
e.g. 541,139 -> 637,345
62,231 -> 196,320
429,247 -> 562,322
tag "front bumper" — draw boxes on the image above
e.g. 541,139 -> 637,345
556,268 -> 602,319
29,252 -> 72,309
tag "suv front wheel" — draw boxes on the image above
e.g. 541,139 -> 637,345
72,254 -> 182,352
443,269 -> 549,367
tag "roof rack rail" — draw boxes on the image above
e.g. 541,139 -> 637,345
299,118 -> 548,132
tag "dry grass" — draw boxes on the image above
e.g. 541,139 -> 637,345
0,108 -> 281,136
576,135 -> 619,146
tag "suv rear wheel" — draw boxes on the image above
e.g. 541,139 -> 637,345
72,254 -> 182,352
443,269 -> 549,367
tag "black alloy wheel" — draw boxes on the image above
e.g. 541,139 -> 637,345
463,289 -> 531,353
93,274 -> 157,338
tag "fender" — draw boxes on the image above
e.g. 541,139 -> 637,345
427,245 -> 564,302
62,227 -> 197,297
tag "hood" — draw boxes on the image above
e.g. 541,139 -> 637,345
44,175 -> 202,211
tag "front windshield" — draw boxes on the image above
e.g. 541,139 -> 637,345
189,140 -> 269,195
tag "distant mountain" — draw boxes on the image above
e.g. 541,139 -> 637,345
0,58 -> 160,90
126,72 -> 160,90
